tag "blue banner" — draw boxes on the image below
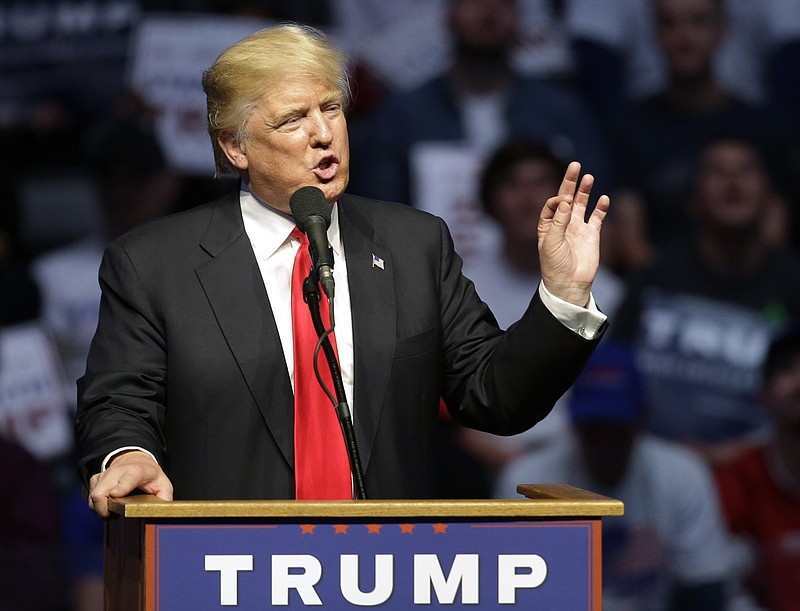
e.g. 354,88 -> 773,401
148,519 -> 598,609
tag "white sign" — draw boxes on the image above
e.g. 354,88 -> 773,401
128,14 -> 272,175
411,142 -> 501,267
0,321 -> 72,460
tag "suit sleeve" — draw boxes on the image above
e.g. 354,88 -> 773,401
436,217 -> 604,435
75,241 -> 168,486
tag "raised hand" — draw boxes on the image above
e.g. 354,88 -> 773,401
538,161 -> 610,307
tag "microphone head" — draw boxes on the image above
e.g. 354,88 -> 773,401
290,186 -> 331,232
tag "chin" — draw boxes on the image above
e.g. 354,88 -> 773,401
320,180 -> 348,203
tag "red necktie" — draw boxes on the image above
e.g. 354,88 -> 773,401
290,228 -> 352,499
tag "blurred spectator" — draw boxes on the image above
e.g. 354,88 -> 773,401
24,110 -> 180,611
29,114 -> 180,611
612,134 -> 800,465
334,0 -> 577,95
3,116 -> 174,611
715,324 -> 800,611
32,115 -> 181,404
439,138 -> 625,496
0,437 -> 66,611
566,0 -> 800,116
1,204 -> 68,611
0,196 -> 73,487
495,341 -> 734,611
351,0 -> 611,204
610,0 -> 791,251
0,198 -> 39,326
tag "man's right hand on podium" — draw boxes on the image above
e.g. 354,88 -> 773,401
88,450 -> 173,518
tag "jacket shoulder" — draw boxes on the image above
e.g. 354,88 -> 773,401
340,193 -> 442,227
113,191 -> 238,251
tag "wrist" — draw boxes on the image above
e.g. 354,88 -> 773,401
103,447 -> 158,471
541,280 -> 591,307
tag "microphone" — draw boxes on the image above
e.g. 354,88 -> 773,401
289,186 -> 335,299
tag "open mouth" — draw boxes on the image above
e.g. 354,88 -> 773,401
314,156 -> 338,181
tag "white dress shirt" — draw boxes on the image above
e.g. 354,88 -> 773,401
240,187 -> 356,411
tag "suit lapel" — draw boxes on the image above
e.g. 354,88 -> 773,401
194,193 -> 294,469
339,196 -> 397,473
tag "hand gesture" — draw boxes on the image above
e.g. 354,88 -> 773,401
538,161 -> 610,306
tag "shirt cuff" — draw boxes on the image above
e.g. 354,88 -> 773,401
101,447 -> 159,471
538,281 -> 608,340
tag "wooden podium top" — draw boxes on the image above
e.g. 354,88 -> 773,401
108,483 -> 623,519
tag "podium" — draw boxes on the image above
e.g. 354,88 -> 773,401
105,483 -> 622,610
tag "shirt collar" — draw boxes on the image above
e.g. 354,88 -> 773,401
239,184 -> 342,259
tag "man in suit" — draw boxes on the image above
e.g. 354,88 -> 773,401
76,24 -> 610,517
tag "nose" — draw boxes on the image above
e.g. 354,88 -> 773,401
309,110 -> 333,147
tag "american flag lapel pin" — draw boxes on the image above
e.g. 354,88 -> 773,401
371,253 -> 385,270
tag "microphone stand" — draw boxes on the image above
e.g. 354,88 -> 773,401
302,273 -> 367,500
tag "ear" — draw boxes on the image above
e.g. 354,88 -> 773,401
218,130 -> 248,171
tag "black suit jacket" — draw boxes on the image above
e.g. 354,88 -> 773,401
76,192 -> 602,499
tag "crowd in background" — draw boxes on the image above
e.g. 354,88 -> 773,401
2,0 -> 800,609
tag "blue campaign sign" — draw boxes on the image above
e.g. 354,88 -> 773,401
147,519 -> 599,609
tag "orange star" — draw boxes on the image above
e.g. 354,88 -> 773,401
399,524 -> 416,534
300,524 -> 317,535
366,524 -> 382,534
432,523 -> 448,534
333,524 -> 350,534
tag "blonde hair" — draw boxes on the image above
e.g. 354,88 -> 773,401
202,23 -> 352,177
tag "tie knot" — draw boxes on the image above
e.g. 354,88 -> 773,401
291,227 -> 308,245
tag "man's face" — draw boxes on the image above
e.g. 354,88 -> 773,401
447,0 -> 518,54
656,0 -> 723,79
692,140 -> 771,230
491,158 -> 560,245
223,78 -> 350,213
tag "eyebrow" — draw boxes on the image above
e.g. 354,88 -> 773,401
266,90 -> 343,128
319,90 -> 343,106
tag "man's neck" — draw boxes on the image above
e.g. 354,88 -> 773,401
665,73 -> 730,112
449,51 -> 514,95
693,227 -> 767,276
